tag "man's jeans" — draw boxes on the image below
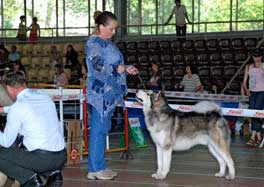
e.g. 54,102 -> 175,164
249,91 -> 264,132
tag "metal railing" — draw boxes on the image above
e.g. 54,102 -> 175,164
0,19 -> 263,40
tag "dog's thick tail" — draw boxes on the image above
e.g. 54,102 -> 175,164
192,101 -> 221,114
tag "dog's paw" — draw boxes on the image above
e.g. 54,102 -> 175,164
215,172 -> 225,178
151,173 -> 166,180
225,174 -> 235,180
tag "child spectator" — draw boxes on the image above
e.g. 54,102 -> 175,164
29,17 -> 40,44
17,15 -> 27,41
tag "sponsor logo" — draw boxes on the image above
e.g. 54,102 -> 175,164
53,95 -> 62,100
178,105 -> 192,111
70,148 -> 79,160
255,111 -> 264,117
227,109 -> 243,115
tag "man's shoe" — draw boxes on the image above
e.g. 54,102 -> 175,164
45,171 -> 63,187
21,174 -> 43,187
104,168 -> 118,177
0,171 -> 7,187
87,170 -> 114,180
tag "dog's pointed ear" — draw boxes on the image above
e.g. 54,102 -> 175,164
156,89 -> 163,100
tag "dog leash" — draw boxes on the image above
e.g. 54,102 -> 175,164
137,74 -> 147,90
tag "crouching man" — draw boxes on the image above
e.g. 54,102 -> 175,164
0,71 -> 66,187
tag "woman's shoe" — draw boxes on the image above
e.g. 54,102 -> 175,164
104,168 -> 118,177
87,170 -> 114,180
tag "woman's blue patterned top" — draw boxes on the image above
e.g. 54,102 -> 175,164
86,36 -> 127,118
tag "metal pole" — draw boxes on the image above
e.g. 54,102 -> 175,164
59,87 -> 64,135
79,88 -> 84,160
82,87 -> 88,152
56,0 -> 59,37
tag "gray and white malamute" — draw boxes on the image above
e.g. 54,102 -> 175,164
136,90 -> 235,180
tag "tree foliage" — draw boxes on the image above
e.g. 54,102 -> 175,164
1,0 -> 263,36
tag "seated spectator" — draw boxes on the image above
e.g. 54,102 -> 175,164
177,64 -> 202,92
65,44 -> 79,68
54,64 -> 68,86
0,44 -> 9,64
13,60 -> 26,76
49,45 -> 63,69
209,83 -> 219,94
68,64 -> 81,85
198,85 -> 209,94
8,46 -> 21,63
147,63 -> 162,90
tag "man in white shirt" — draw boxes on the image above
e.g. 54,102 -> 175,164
0,71 -> 66,187
8,46 -> 21,63
165,0 -> 191,37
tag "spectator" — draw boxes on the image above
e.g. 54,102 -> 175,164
165,0 -> 192,37
13,60 -> 26,76
147,63 -> 162,90
0,44 -> 9,65
178,64 -> 202,92
8,46 -> 21,63
86,11 -> 138,180
65,44 -> 79,68
0,71 -> 66,187
68,64 -> 81,85
17,15 -> 27,42
49,45 -> 63,70
242,48 -> 264,146
211,84 -> 218,94
29,17 -> 40,44
54,64 -> 69,86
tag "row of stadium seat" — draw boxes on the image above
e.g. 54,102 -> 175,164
5,42 -> 86,57
117,38 -> 262,54
125,52 -> 249,67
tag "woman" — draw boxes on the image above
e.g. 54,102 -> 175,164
147,63 -> 162,90
178,64 -> 202,92
65,44 -> 79,68
243,48 -> 264,146
86,11 -> 138,180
